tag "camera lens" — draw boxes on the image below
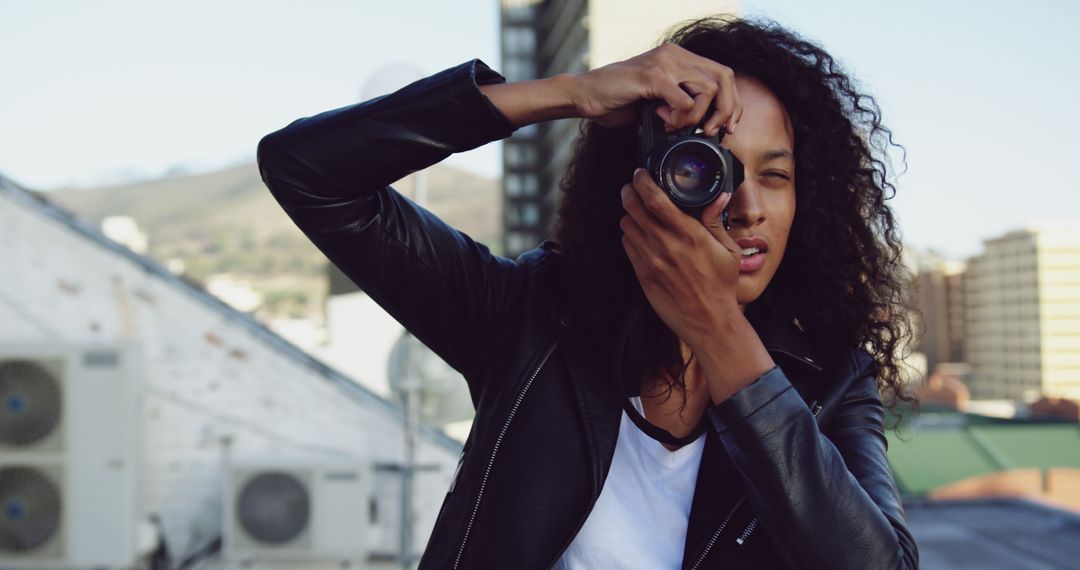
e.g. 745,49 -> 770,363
662,141 -> 723,202
672,154 -> 709,194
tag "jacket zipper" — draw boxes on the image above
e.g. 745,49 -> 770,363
735,518 -> 759,545
451,340 -> 558,570
729,401 -> 825,550
688,496 -> 746,570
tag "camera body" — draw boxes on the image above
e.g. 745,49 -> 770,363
638,101 -> 744,226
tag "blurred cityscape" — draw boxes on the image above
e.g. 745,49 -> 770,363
3,1 -> 1079,570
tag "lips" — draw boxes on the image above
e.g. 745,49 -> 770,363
734,236 -> 768,255
734,236 -> 768,273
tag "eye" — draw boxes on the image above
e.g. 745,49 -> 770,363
761,172 -> 791,181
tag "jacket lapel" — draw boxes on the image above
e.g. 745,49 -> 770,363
682,309 -> 828,565
681,427 -> 743,567
555,310 -> 624,502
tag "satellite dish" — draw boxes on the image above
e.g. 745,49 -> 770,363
387,332 -> 474,425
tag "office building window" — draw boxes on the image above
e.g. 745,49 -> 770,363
505,58 -> 535,82
522,202 -> 540,226
503,27 -> 535,55
506,143 -> 537,168
507,231 -> 534,254
505,174 -> 523,197
522,174 -> 539,196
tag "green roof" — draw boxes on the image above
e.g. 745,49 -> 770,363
887,430 -> 1000,495
885,409 -> 1080,496
975,424 -> 1080,469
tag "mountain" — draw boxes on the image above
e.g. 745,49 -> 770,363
42,162 -> 502,319
45,162 -> 502,248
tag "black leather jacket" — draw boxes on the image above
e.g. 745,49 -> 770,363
257,59 -> 919,570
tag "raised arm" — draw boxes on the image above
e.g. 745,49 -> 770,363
256,60 -> 523,388
256,44 -> 746,391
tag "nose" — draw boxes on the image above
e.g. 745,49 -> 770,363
727,181 -> 765,228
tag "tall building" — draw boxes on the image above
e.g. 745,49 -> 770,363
910,248 -> 967,374
964,226 -> 1080,400
499,0 -> 738,257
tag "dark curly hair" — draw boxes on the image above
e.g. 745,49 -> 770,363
552,15 -> 917,418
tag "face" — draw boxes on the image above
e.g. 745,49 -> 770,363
722,75 -> 796,308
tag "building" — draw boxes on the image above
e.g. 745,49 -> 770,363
0,172 -> 461,569
910,248 -> 967,374
498,0 -> 739,257
964,226 -> 1080,400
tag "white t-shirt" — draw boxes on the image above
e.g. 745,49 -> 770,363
551,395 -> 707,569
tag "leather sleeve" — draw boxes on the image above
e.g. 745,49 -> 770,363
255,60 -> 521,386
707,352 -> 919,569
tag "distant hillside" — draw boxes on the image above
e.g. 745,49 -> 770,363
46,162 -> 502,248
44,162 -> 502,318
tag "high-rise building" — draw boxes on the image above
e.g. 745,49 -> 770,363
910,248 -> 967,374
964,226 -> 1080,400
498,0 -> 738,257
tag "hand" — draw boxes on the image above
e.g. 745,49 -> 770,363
619,168 -> 743,349
620,169 -> 777,403
569,43 -> 743,135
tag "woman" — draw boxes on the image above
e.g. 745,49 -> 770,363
257,15 -> 919,570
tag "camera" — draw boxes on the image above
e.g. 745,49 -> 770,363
638,101 -> 744,226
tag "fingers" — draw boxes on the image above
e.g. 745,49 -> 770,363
700,190 -> 731,230
620,180 -> 667,244
619,190 -> 656,282
642,46 -> 742,136
675,74 -> 719,130
620,231 -> 648,281
621,168 -> 742,285
653,105 -> 679,133
624,169 -> 697,236
648,67 -> 695,121
701,65 -> 741,136
620,176 -> 678,284
700,192 -> 741,254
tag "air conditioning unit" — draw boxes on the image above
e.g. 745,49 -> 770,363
0,342 -> 141,569
223,461 -> 372,565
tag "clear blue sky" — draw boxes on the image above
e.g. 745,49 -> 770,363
2,0 -> 1077,258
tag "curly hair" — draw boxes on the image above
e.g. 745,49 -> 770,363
552,15 -> 917,419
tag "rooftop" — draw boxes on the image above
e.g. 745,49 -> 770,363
905,498 -> 1080,570
887,409 -> 1080,496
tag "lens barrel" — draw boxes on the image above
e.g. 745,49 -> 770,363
646,135 -> 742,220
638,100 -> 744,221
655,138 -> 726,208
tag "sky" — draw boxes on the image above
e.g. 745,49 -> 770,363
2,0 -> 1078,259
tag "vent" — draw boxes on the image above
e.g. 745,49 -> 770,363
0,361 -> 62,447
82,351 -> 119,368
0,466 -> 62,553
236,472 -> 310,545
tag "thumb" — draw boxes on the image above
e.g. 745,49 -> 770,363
701,191 -> 732,231
654,105 -> 679,132
700,192 -> 740,252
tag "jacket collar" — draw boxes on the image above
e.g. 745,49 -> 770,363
747,307 -> 824,373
